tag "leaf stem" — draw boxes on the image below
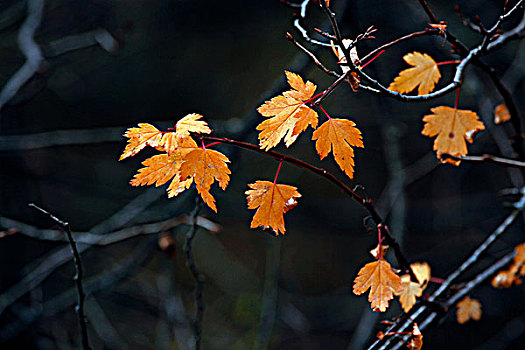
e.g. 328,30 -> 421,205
436,60 -> 462,66
454,86 -> 461,110
361,50 -> 386,69
273,160 -> 284,184
205,142 -> 222,148
318,105 -> 332,120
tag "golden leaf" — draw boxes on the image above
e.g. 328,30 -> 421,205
312,118 -> 364,179
388,52 -> 441,95
395,275 -> 423,312
421,106 -> 485,165
179,148 -> 231,212
353,260 -> 403,312
160,114 -> 211,154
120,123 -> 163,160
456,296 -> 482,324
245,180 -> 301,235
256,71 -> 318,150
494,104 -> 511,124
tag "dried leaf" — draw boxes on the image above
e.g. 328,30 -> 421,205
429,22 -> 447,34
353,260 -> 403,312
120,123 -> 163,160
422,106 -> 485,165
331,39 -> 361,90
179,148 -> 231,212
174,113 -> 212,137
312,118 -> 364,179
256,71 -> 318,150
491,269 -> 517,288
494,104 -> 511,124
456,296 -> 482,324
388,52 -> 441,95
395,275 -> 423,312
411,262 -> 431,290
491,243 -> 525,288
407,323 -> 423,350
245,181 -> 301,235
370,244 -> 389,260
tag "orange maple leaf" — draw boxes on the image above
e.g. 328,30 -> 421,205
422,106 -> 485,165
388,52 -> 441,95
160,113 -> 211,154
456,296 -> 482,324
353,260 -> 403,312
256,71 -> 318,150
245,180 -> 301,235
120,123 -> 163,160
130,137 -> 197,197
312,118 -> 364,179
178,148 -> 231,212
491,243 -> 525,288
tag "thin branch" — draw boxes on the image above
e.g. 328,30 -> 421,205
28,203 -> 92,350
184,197 -> 204,350
441,153 -> 525,168
292,0 -> 332,47
285,32 -> 340,77
198,134 -> 417,280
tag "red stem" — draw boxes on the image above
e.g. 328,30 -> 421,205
454,86 -> 461,109
436,60 -> 462,66
318,105 -> 332,120
304,91 -> 326,104
201,139 -> 206,150
205,142 -> 222,148
273,160 -> 284,184
430,276 -> 446,284
361,50 -> 386,69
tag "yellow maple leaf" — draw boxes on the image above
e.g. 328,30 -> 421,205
395,275 -> 423,313
422,106 -> 485,165
130,137 -> 197,197
388,52 -> 441,95
256,71 -> 318,150
245,180 -> 301,235
179,148 -> 231,212
312,118 -> 364,179
411,262 -> 431,289
120,123 -> 163,160
456,296 -> 482,324
353,260 -> 403,312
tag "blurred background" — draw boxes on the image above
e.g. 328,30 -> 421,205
0,0 -> 524,349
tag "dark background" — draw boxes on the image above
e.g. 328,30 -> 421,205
0,0 -> 524,349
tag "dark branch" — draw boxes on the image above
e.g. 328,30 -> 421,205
184,197 -> 204,349
28,203 -> 92,350
441,153 -> 525,168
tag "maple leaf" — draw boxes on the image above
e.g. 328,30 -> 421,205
120,123 -> 163,160
407,323 -> 423,350
256,71 -> 318,150
491,243 -> 525,288
353,260 -> 403,312
422,106 -> 485,165
160,114 -> 211,154
411,262 -> 431,289
456,296 -> 482,324
245,180 -> 301,235
494,104 -> 511,124
179,148 -> 231,212
388,52 -> 441,95
312,118 -> 364,179
130,136 -> 197,197
395,275 -> 423,313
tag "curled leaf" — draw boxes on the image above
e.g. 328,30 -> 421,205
120,123 -> 163,160
395,275 -> 423,313
494,104 -> 511,125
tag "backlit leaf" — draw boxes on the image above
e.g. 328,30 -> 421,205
395,275 -> 423,312
256,71 -> 318,150
388,52 -> 441,95
422,106 -> 485,165
312,118 -> 364,179
245,180 -> 301,235
407,323 -> 423,350
179,148 -> 231,212
353,260 -> 403,312
120,123 -> 163,160
494,104 -> 511,124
